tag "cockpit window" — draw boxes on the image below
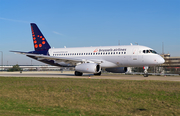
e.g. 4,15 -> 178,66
150,50 -> 157,54
143,50 -> 157,54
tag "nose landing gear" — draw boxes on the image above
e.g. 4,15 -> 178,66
143,66 -> 148,77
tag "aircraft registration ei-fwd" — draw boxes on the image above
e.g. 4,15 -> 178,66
11,23 -> 165,77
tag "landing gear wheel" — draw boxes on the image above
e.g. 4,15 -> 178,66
143,66 -> 149,77
75,71 -> 83,76
143,73 -> 148,77
94,71 -> 101,76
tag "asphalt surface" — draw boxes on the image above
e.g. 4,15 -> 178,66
0,71 -> 179,81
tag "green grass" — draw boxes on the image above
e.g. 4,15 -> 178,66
0,77 -> 179,116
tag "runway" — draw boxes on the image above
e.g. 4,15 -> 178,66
0,71 -> 180,81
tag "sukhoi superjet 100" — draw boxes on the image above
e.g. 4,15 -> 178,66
11,23 -> 165,77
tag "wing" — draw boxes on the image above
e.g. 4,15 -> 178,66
28,54 -> 83,65
27,54 -> 104,64
11,51 -> 104,66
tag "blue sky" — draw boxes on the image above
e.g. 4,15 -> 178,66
0,0 -> 179,65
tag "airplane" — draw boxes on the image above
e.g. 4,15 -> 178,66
11,23 -> 165,77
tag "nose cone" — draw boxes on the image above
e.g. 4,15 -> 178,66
157,56 -> 165,64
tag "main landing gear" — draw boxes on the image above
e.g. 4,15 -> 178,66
143,66 -> 148,77
94,71 -> 101,76
75,71 -> 83,76
74,71 -> 102,76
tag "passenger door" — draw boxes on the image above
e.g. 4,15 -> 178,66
132,48 -> 138,61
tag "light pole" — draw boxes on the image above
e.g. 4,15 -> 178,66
0,51 -> 3,71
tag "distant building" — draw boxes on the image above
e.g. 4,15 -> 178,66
160,54 -> 180,74
160,54 -> 180,67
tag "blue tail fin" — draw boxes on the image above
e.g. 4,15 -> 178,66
31,23 -> 51,52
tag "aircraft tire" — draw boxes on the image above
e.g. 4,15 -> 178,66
94,71 -> 101,76
143,73 -> 148,77
75,71 -> 83,76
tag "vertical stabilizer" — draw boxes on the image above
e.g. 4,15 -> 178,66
31,23 -> 51,52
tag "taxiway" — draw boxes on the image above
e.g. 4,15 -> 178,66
0,71 -> 179,81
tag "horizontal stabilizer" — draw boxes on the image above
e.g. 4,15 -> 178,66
10,51 -> 30,54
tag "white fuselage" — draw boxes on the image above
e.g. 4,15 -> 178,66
48,45 -> 165,68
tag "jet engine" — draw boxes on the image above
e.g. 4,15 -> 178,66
75,63 -> 101,73
105,67 -> 127,73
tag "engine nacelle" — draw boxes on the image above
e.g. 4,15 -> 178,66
75,63 -> 101,73
105,67 -> 127,73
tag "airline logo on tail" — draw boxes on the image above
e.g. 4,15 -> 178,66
30,23 -> 51,51
31,27 -> 46,49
